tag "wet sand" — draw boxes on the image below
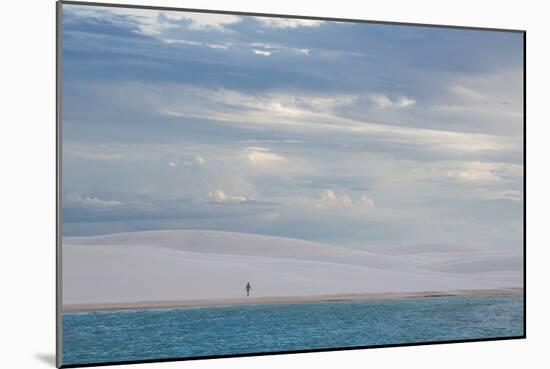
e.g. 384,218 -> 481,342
63,288 -> 523,312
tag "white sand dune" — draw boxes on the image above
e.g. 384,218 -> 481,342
424,252 -> 523,273
63,230 -> 522,305
381,243 -> 480,255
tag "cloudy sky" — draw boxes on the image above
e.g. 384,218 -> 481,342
61,4 -> 524,250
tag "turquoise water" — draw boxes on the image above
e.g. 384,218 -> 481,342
62,295 -> 524,366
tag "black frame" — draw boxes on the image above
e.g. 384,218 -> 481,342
56,1 -> 526,367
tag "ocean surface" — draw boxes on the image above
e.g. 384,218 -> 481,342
62,295 -> 524,366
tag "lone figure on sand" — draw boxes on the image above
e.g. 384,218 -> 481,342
245,282 -> 252,297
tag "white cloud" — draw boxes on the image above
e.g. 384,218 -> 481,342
195,155 -> 205,165
163,38 -> 203,46
179,13 -> 241,31
163,85 -> 355,119
209,189 -> 249,203
361,195 -> 376,208
165,154 -> 205,168
370,94 -> 416,109
254,17 -> 324,29
249,42 -> 312,57
446,161 -> 522,182
395,96 -> 417,108
209,189 -> 227,202
321,189 -> 337,201
370,94 -> 392,109
163,39 -> 233,50
321,190 -> 352,204
244,147 -> 286,165
206,43 -> 232,50
488,190 -> 523,202
66,5 -> 241,37
250,42 -> 278,56
65,193 -> 122,208
295,48 -> 310,56
339,194 -> 352,204
409,161 -> 523,185
434,70 -> 523,128
240,139 -> 305,144
103,82 -> 518,155
449,85 -> 486,101
447,169 -> 499,181
253,49 -> 273,56
466,188 -> 523,203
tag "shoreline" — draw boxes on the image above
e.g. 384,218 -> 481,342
63,288 -> 523,313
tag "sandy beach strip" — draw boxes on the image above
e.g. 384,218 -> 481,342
63,288 -> 523,312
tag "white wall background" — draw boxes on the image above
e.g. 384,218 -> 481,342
0,0 -> 546,368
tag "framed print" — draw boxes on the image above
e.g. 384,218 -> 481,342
57,1 -> 525,367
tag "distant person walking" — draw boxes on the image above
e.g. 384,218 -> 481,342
245,282 -> 252,297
